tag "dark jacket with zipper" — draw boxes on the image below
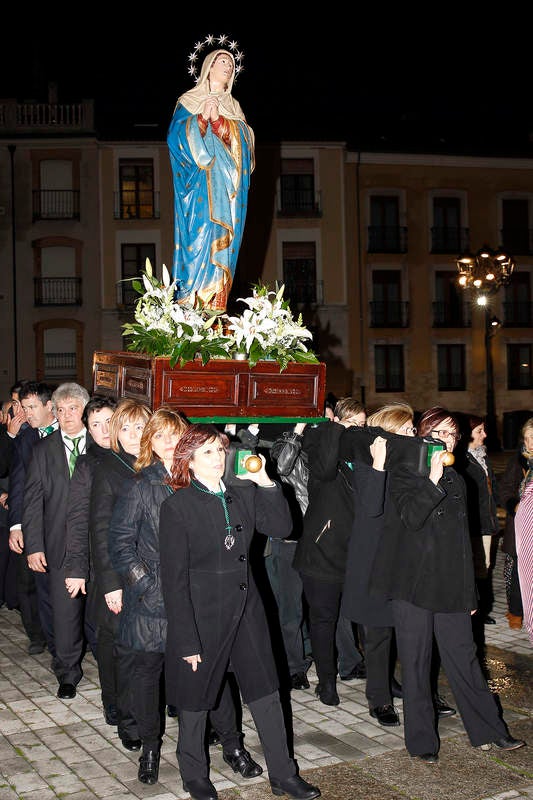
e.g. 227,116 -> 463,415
292,421 -> 354,584
108,461 -> 171,653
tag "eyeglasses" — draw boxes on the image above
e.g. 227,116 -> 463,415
432,429 -> 460,441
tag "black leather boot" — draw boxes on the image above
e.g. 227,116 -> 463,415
315,681 -> 339,706
138,750 -> 160,784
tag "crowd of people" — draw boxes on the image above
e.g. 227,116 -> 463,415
0,379 -> 530,800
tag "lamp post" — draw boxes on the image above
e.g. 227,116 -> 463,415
456,245 -> 515,451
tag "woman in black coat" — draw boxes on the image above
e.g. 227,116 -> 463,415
370,406 -> 525,763
159,424 -> 320,800
64,394 -> 117,704
82,398 -> 152,749
341,403 -> 412,727
292,399 -> 378,707
109,408 -> 188,784
456,414 -> 500,626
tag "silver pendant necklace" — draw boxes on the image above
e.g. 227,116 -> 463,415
192,480 -> 234,550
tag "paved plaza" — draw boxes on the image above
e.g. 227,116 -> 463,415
0,540 -> 531,800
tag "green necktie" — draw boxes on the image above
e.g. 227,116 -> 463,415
39,424 -> 55,438
66,436 -> 82,477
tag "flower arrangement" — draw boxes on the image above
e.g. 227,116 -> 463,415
121,260 -> 320,371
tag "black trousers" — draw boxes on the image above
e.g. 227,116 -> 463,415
392,599 -> 508,755
48,565 -> 95,685
129,649 -> 166,753
0,524 -> 18,610
301,574 -> 342,683
15,552 -> 45,644
177,690 -> 295,783
97,623 -> 138,740
363,625 -> 395,708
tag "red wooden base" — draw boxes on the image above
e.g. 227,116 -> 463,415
92,351 -> 326,420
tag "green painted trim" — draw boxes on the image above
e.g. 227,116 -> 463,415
188,416 -> 328,423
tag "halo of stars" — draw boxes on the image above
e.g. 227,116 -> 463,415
188,34 -> 244,84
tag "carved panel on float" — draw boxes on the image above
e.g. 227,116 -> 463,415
92,351 -> 326,420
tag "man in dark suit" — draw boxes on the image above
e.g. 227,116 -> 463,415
23,382 -> 93,699
8,381 -> 57,654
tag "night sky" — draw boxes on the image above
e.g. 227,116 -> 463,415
3,18 -> 531,152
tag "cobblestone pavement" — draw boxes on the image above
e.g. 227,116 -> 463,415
0,486 -> 532,799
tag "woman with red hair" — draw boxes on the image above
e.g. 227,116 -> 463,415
370,406 -> 526,763
159,424 -> 320,800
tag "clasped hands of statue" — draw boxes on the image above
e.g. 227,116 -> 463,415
202,96 -> 220,124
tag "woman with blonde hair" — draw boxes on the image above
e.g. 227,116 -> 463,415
109,407 -> 189,784
342,402 -> 415,728
366,402 -> 416,434
90,398 -> 152,751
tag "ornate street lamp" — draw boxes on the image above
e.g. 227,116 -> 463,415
456,245 -> 516,450
456,245 -> 515,296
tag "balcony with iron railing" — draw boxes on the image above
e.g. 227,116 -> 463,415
45,352 -> 77,371
431,226 -> 469,254
0,99 -> 94,134
500,227 -> 533,256
284,280 -> 324,308
277,190 -> 322,217
367,225 -> 408,253
33,190 -> 80,221
43,352 -> 77,383
34,277 -> 82,306
113,191 -> 160,220
116,283 -> 138,311
370,300 -> 410,327
503,301 -> 533,327
432,301 -> 472,328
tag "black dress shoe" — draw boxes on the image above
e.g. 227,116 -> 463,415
104,704 -> 119,725
484,615 -> 496,624
491,734 -> 526,750
291,671 -> 310,690
391,677 -> 403,699
270,774 -> 321,799
167,704 -> 178,717
340,661 -> 366,680
315,682 -> 339,706
182,776 -> 218,800
369,704 -> 400,726
207,728 -> 220,746
28,640 -> 46,655
57,683 -> 76,699
120,736 -> 142,751
223,747 -> 263,778
434,693 -> 456,718
412,752 -> 439,763
138,749 -> 160,784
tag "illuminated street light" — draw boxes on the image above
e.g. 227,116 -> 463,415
456,245 -> 515,298
456,245 -> 516,450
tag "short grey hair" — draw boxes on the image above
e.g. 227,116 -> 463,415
51,382 -> 90,413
